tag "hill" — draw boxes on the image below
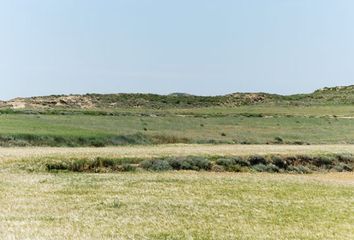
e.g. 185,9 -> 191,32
0,85 -> 353,110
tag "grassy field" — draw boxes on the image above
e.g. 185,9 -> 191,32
0,145 -> 353,239
1,90 -> 353,239
1,169 -> 353,240
1,144 -> 354,163
0,104 -> 354,146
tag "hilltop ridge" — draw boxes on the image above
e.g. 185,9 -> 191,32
0,85 -> 353,110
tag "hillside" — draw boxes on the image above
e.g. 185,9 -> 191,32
0,85 -> 353,110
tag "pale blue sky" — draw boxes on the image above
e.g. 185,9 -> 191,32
0,0 -> 354,99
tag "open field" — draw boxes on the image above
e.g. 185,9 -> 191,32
0,105 -> 354,146
0,88 -> 353,239
2,144 -> 354,163
1,170 -> 353,240
0,145 -> 353,239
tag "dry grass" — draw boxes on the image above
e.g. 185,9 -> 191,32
0,171 -> 353,240
2,144 -> 354,163
1,145 -> 353,239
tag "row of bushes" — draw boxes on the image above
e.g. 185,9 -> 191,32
0,133 -> 317,147
44,153 -> 354,173
0,133 -> 192,147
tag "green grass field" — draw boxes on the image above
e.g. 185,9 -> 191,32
1,104 -> 354,146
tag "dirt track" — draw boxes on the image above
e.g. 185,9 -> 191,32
1,144 -> 354,161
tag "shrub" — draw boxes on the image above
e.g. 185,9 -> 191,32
70,159 -> 89,172
249,155 -> 267,165
215,158 -> 243,172
292,141 -> 309,145
140,160 -> 172,171
333,163 -> 353,172
233,157 -> 250,167
91,140 -> 105,147
92,157 -> 116,168
211,165 -> 225,172
252,163 -> 280,173
187,157 -> 211,170
120,164 -> 137,172
227,164 -> 243,172
265,164 -> 280,173
274,137 -> 284,144
46,162 -> 68,171
167,157 -> 184,170
297,166 -> 312,174
271,156 -> 287,169
167,157 -> 211,171
314,155 -> 335,167
290,155 -> 314,166
336,153 -> 354,163
252,164 -> 268,172
216,158 -> 234,167
287,166 -> 312,174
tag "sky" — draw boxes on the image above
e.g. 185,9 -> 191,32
0,0 -> 354,100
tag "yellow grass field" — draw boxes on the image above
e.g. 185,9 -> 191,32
1,144 -> 354,163
0,171 -> 353,240
1,145 -> 353,239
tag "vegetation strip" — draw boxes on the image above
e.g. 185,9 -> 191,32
40,153 -> 354,174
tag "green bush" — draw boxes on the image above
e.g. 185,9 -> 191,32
92,157 -> 116,168
249,155 -> 267,165
336,153 -> 354,163
215,158 -> 234,167
46,162 -> 68,171
167,157 -> 211,171
314,155 -> 335,167
252,163 -> 280,173
233,157 -> 250,167
271,156 -> 288,169
140,160 -> 172,171
333,163 -> 353,172
252,164 -> 268,172
215,158 -> 243,172
265,164 -> 280,173
274,137 -> 284,144
287,166 -> 312,174
120,164 -> 137,172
